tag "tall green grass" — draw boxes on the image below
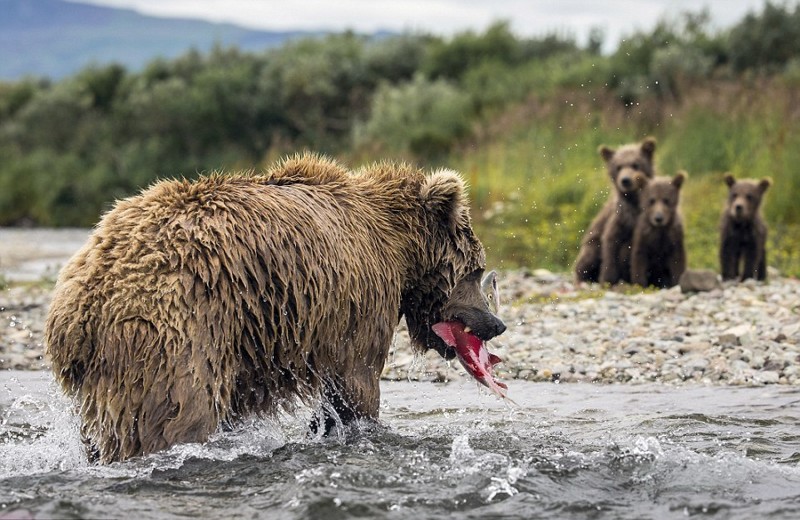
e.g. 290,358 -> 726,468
448,80 -> 800,277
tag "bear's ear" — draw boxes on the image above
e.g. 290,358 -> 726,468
599,145 -> 615,162
759,177 -> 772,193
723,173 -> 736,187
673,170 -> 687,189
420,169 -> 467,232
640,137 -> 656,160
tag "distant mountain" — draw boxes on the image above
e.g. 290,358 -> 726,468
0,0 -> 325,80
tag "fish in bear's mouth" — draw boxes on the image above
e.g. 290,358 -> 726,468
431,320 -> 512,402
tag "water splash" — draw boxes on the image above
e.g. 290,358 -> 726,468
0,382 -> 86,478
447,432 -> 526,502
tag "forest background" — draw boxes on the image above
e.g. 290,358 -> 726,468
1,2 -> 799,276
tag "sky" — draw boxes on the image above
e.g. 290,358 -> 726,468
82,0 -> 768,50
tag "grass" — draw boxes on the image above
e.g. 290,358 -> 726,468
447,80 -> 800,277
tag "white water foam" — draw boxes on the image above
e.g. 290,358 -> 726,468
448,432 -> 527,502
0,385 -> 86,477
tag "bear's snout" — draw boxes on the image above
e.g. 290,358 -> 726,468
650,211 -> 666,226
617,169 -> 647,193
460,310 -> 506,342
479,313 -> 506,340
489,316 -> 507,339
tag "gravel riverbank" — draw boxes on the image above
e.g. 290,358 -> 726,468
2,270 -> 799,387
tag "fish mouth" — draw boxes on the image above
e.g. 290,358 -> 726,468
431,320 -> 512,402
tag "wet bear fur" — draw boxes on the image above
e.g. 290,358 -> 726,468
631,172 -> 687,288
574,137 -> 657,284
720,173 -> 771,281
45,153 -> 505,463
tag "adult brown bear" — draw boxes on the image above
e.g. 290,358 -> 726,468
45,154 -> 506,463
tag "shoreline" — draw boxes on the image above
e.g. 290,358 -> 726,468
2,270 -> 799,386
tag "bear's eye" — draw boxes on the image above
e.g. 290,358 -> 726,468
616,165 -> 623,173
631,163 -> 640,171
663,198 -> 670,205
649,198 -> 656,205
746,194 -> 754,201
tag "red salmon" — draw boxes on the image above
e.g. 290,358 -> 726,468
432,321 -> 513,403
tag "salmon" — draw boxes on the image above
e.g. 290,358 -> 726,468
432,320 -> 513,403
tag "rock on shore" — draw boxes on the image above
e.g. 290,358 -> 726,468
2,271 -> 799,387
1,285 -> 51,371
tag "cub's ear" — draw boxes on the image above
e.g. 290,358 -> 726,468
673,170 -> 687,189
640,137 -> 657,159
421,169 -> 467,232
759,177 -> 772,193
599,145 -> 615,162
723,173 -> 736,187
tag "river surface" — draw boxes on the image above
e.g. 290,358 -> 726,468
1,372 -> 799,519
0,228 -> 90,282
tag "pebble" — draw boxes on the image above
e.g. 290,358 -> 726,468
0,285 -> 51,371
383,270 -> 800,388
3,270 -> 800,388
679,269 -> 722,293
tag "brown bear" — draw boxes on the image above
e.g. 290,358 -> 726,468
573,137 -> 656,284
631,172 -> 687,288
720,173 -> 771,281
44,153 -> 506,463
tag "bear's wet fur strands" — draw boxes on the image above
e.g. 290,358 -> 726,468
630,172 -> 687,288
574,137 -> 657,284
720,173 -> 772,281
45,153 -> 505,463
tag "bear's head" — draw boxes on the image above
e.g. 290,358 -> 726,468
724,173 -> 771,222
640,171 -> 686,228
599,137 -> 656,196
401,170 -> 508,396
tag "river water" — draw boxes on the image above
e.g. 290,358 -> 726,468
0,228 -> 90,283
1,371 -> 798,519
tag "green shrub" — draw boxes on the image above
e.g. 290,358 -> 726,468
728,2 -> 800,72
354,74 -> 473,158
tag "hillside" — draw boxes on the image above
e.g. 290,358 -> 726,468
0,0 -> 321,80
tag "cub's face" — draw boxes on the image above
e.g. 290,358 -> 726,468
724,174 -> 771,222
641,173 -> 686,228
600,138 -> 656,195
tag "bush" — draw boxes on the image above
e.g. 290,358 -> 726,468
422,22 -> 521,80
354,74 -> 473,158
728,2 -> 800,72
650,45 -> 714,98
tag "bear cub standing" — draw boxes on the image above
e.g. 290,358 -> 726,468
574,137 -> 657,283
631,172 -> 687,288
720,173 -> 771,281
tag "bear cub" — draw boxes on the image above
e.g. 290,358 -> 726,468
720,173 -> 771,281
631,172 -> 687,288
574,137 -> 657,284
